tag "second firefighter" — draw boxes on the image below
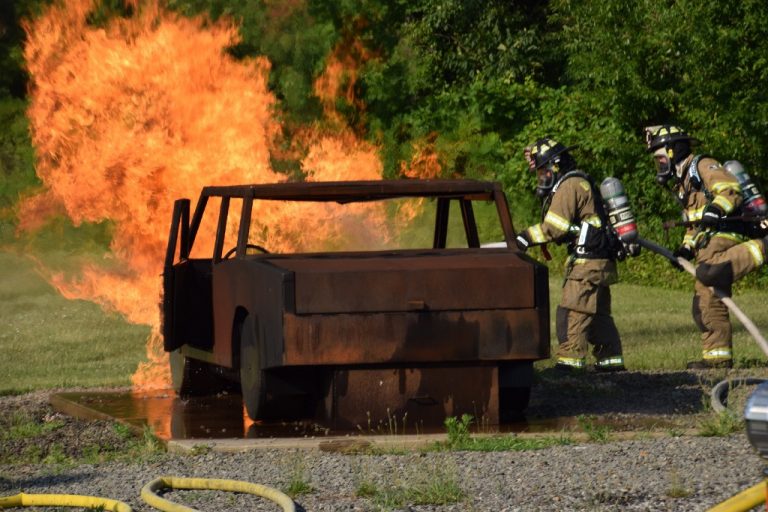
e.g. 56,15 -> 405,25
645,125 -> 768,369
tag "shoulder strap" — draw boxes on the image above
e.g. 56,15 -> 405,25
540,171 -> 588,221
686,154 -> 713,200
551,170 -> 590,194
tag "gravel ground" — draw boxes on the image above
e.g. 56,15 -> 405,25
3,368 -> 768,511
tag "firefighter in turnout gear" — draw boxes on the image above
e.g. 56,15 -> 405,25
645,125 -> 768,369
517,138 -> 625,373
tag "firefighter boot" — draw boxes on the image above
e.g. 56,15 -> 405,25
552,360 -> 587,375
594,355 -> 626,373
686,359 -> 733,370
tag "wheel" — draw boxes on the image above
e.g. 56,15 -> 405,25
170,348 -> 234,397
240,315 -> 266,420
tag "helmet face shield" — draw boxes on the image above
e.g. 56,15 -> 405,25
653,148 -> 673,185
645,125 -> 698,186
536,165 -> 556,197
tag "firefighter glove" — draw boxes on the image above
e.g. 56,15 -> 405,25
515,232 -> 531,252
673,245 -> 694,260
671,245 -> 694,271
623,241 -> 641,258
700,203 -> 724,228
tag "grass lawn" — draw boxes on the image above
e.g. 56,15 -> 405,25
1,248 -> 767,395
0,250 -> 149,395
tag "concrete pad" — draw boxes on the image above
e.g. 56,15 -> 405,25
167,433 -> 449,453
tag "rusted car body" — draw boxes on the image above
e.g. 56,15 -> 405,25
162,180 -> 549,427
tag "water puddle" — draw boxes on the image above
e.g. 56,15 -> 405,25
50,390 -> 681,441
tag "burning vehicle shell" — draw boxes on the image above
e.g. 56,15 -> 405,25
162,179 -> 549,427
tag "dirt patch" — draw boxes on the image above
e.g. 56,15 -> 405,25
0,388 -> 141,464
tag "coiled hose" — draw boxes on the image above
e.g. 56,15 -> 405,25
0,476 -> 295,512
142,476 -> 296,512
710,378 -> 768,414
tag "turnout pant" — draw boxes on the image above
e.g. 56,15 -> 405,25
693,235 -> 766,359
555,260 -> 623,368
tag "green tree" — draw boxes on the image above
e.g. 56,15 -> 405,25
0,0 -> 47,236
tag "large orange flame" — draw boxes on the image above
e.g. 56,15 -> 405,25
21,0 -> 439,391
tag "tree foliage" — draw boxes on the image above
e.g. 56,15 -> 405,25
0,0 -> 46,221
2,0 -> 767,288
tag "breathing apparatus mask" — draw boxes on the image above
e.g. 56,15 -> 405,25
644,125 -> 698,186
528,137 -> 577,198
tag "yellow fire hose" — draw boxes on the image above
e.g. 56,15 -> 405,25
0,476 -> 295,512
141,476 -> 296,512
707,480 -> 766,512
0,474 -> 760,511
0,492 -> 132,511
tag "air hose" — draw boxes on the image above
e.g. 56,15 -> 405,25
0,476 -> 296,512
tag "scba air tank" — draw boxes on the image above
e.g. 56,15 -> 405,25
600,177 -> 638,242
723,160 -> 767,215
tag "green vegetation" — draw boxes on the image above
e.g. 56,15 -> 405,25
282,453 -> 314,498
435,432 -> 574,453
284,477 -> 313,498
698,411 -> 744,437
0,250 -> 148,395
433,414 -> 573,452
2,409 -> 64,440
576,415 -> 612,443
1,416 -> 164,466
443,413 -> 473,448
665,470 -> 692,499
354,460 -> 466,509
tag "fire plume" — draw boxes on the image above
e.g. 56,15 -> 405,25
21,0 -> 436,391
